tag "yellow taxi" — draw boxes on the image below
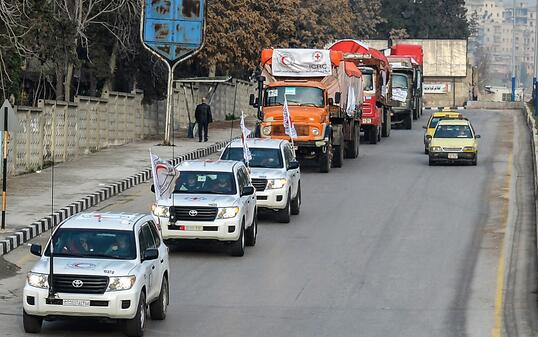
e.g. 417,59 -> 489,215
423,111 -> 464,154
428,119 -> 480,166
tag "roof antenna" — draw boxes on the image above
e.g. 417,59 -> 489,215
48,102 -> 57,300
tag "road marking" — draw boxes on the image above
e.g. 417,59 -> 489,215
491,153 -> 513,337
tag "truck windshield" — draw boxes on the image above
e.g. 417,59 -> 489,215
265,87 -> 324,107
392,74 -> 409,89
45,228 -> 136,260
222,148 -> 284,168
434,125 -> 473,139
174,171 -> 237,195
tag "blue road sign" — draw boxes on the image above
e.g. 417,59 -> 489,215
143,0 -> 206,62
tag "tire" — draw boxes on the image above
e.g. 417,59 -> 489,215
124,292 -> 147,337
413,108 -> 419,120
424,147 -> 429,155
23,310 -> 42,333
319,144 -> 331,173
230,222 -> 245,256
150,277 -> 168,321
277,194 -> 291,223
245,212 -> 257,247
404,113 -> 412,130
332,145 -> 343,168
472,154 -> 478,166
382,109 -> 391,137
368,126 -> 378,144
345,126 -> 359,159
291,183 -> 301,215
428,157 -> 435,166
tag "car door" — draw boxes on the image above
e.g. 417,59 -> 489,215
148,220 -> 167,290
237,167 -> 254,226
283,145 -> 299,198
139,224 -> 159,301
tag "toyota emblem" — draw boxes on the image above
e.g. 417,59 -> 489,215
72,279 -> 84,288
189,210 -> 198,217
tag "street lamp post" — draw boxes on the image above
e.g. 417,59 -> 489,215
512,0 -> 517,102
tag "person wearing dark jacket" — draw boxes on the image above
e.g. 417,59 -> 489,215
194,97 -> 213,142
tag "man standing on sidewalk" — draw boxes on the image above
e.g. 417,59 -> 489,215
195,97 -> 213,142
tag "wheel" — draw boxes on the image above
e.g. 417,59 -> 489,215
124,292 -> 147,337
245,212 -> 257,247
368,126 -> 378,144
377,126 -> 382,141
428,157 -> 435,166
404,114 -> 412,130
413,108 -> 419,120
382,109 -> 391,137
230,222 -> 245,256
276,195 -> 291,223
472,155 -> 478,166
345,126 -> 359,159
332,145 -> 343,168
23,310 -> 42,333
291,183 -> 301,215
319,144 -> 331,173
424,147 -> 429,155
150,277 -> 168,320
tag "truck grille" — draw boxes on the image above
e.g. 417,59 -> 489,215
272,125 -> 309,136
251,178 -> 268,191
170,206 -> 218,222
443,147 -> 462,152
51,274 -> 109,294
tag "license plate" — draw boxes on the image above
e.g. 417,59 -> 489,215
186,225 -> 203,231
448,153 -> 458,159
63,299 -> 90,307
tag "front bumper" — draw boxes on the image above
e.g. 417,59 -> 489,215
23,284 -> 139,319
429,152 -> 476,162
255,187 -> 288,210
156,217 -> 241,241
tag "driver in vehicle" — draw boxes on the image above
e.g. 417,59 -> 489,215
212,176 -> 231,194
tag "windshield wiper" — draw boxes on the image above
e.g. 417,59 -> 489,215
299,103 -> 322,107
83,253 -> 124,259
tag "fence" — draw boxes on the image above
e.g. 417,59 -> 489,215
6,79 -> 255,176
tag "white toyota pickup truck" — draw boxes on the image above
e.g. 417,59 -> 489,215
221,138 -> 301,223
23,213 -> 170,337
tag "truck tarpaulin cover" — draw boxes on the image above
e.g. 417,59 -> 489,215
390,44 -> 424,65
328,39 -> 389,65
271,49 -> 332,77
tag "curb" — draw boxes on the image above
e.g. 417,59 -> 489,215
0,138 -> 238,256
423,107 -> 466,111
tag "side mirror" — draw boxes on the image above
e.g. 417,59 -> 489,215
249,94 -> 255,106
150,184 -> 155,193
328,98 -> 334,106
142,248 -> 159,261
288,161 -> 300,170
475,135 -> 481,139
334,92 -> 341,105
426,135 -> 432,140
422,126 -> 427,129
241,186 -> 255,196
30,244 -> 42,257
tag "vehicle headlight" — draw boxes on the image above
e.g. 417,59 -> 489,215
217,207 -> 240,219
463,146 -> 476,152
107,276 -> 136,292
312,128 -> 320,136
151,204 -> 169,217
27,272 -> 49,289
267,178 -> 287,190
262,126 -> 271,136
430,146 -> 442,152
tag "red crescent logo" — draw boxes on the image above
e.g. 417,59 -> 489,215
281,56 -> 290,65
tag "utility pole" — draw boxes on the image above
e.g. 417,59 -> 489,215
512,0 -> 517,102
534,0 -> 538,115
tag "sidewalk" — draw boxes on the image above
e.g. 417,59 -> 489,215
0,120 -> 252,255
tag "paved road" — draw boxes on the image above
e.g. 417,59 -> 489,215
0,109 -> 535,337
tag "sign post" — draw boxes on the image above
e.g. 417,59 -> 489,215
0,100 -> 16,230
141,0 -> 207,145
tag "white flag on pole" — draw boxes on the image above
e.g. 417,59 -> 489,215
346,86 -> 356,117
240,112 -> 252,164
150,151 -> 179,201
283,95 -> 297,139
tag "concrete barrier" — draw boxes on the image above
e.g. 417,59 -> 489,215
466,101 -> 524,110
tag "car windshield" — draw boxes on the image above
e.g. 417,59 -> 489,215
434,125 -> 473,138
429,116 -> 458,128
392,74 -> 408,89
265,86 -> 324,107
363,73 -> 374,91
222,147 -> 284,168
174,171 -> 237,195
45,228 -> 136,260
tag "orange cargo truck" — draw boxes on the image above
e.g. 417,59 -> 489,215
328,40 -> 392,144
250,48 -> 363,173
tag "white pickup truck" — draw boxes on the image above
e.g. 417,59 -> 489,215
221,139 -> 301,223
23,213 -> 170,337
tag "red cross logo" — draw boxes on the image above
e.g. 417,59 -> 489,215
313,52 -> 323,62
